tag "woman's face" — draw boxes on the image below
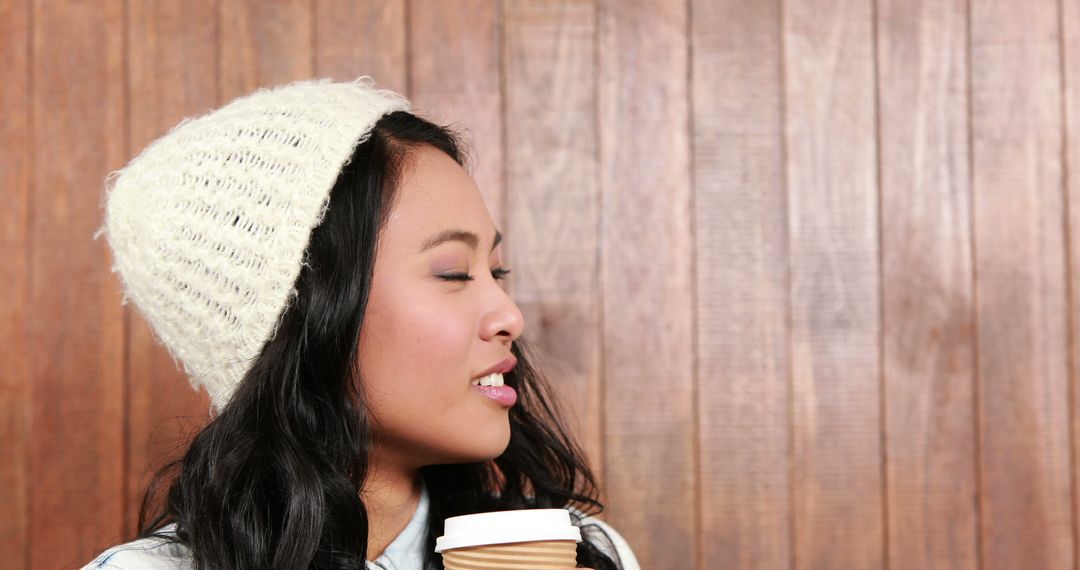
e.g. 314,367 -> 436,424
357,143 -> 525,469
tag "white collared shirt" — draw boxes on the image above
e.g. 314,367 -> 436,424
82,483 -> 640,570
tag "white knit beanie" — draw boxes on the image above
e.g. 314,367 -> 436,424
95,77 -> 411,413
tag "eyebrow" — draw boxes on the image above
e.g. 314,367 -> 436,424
419,228 -> 502,253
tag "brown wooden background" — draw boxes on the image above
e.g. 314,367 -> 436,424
2,0 -> 1079,568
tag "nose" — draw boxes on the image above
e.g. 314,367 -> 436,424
480,281 -> 525,343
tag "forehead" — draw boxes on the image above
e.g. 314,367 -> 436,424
380,144 -> 498,255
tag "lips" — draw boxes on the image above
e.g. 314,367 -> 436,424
470,356 -> 519,407
473,384 -> 518,407
472,356 -> 517,382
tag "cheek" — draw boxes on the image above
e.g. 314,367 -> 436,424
359,285 -> 473,400
388,289 -> 471,358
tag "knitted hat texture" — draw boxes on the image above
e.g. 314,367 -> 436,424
96,77 -> 410,412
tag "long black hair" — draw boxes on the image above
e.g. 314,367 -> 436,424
136,111 -> 622,569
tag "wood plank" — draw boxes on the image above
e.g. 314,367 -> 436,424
123,0 -> 217,538
407,0 -> 502,217
29,0 -> 127,566
597,1 -> 694,568
970,0 -> 1073,567
1067,0 -> 1080,560
0,0 -> 31,567
690,0 -> 791,567
315,0 -> 407,93
502,0 -> 604,494
876,1 -> 979,568
781,0 -> 883,567
220,0 -> 314,101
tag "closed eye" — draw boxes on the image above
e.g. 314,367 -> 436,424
438,267 -> 512,282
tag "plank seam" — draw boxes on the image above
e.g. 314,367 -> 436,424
401,0 -> 408,98
870,0 -> 890,567
684,2 -> 702,569
120,0 -> 133,540
1056,0 -> 1080,567
309,0 -> 316,77
778,0 -> 796,568
964,0 -> 985,567
215,0 -> 222,106
496,0 -> 507,293
593,0 -> 608,507
25,1 -> 35,568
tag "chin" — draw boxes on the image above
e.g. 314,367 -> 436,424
476,433 -> 513,461
454,426 -> 512,463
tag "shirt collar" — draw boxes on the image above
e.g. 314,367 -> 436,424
367,479 -> 430,570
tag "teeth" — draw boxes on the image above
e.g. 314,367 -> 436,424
473,373 -> 504,387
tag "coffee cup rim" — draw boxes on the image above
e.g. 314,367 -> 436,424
434,508 -> 583,552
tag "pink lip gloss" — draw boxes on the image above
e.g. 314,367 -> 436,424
473,385 -> 518,407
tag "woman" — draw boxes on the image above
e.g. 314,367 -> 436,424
82,78 -> 639,569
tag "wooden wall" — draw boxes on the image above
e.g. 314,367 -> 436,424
2,1 -> 1078,569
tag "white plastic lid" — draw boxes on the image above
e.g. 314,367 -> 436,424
434,508 -> 583,552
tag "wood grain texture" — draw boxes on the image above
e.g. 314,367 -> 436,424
29,0 -> 127,566
690,0 -> 791,568
0,0 -> 31,567
782,0 -> 883,567
407,0 -> 503,217
970,0 -> 1073,567
220,0 -> 314,101
597,0 -> 694,568
6,3 -> 1080,568
501,0 -> 604,493
1064,0 -> 1080,562
876,1 -> 979,568
123,0 -> 217,539
315,0 -> 407,92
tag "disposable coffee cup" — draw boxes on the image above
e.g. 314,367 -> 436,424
435,508 -> 582,569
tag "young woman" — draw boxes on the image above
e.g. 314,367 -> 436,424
82,78 -> 639,569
